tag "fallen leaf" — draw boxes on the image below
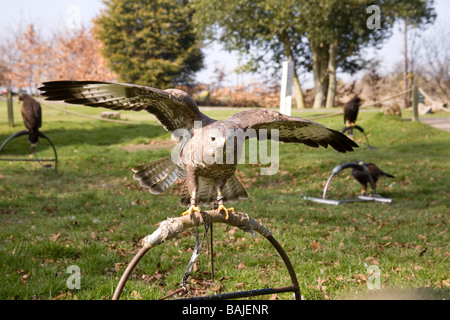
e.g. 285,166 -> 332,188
310,241 -> 322,253
21,274 -> 30,284
131,290 -> 142,299
54,292 -> 66,300
50,232 -> 61,242
442,279 -> 450,287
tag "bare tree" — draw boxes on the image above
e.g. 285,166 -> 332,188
0,23 -> 116,93
419,24 -> 450,103
0,46 -> 13,88
49,25 -> 117,81
403,18 -> 409,109
2,25 -> 50,94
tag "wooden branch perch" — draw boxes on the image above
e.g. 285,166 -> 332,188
142,210 -> 271,249
112,210 -> 300,300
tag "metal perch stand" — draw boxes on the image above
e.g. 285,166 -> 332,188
0,130 -> 58,172
112,210 -> 301,300
303,162 -> 392,205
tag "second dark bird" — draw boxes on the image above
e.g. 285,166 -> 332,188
351,162 -> 395,195
343,95 -> 361,139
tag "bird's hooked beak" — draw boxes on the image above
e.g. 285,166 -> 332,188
214,137 -> 227,155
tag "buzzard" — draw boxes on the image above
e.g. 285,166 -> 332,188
343,95 -> 361,138
19,94 -> 42,147
39,81 -> 358,218
351,162 -> 394,195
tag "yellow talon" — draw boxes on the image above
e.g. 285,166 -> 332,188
182,204 -> 202,217
217,204 -> 234,220
345,121 -> 356,128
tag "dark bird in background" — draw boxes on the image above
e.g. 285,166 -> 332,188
19,94 -> 42,148
39,80 -> 358,219
351,161 -> 395,195
343,95 -> 361,139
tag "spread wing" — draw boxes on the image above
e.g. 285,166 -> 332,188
38,80 -> 215,133
227,109 -> 358,153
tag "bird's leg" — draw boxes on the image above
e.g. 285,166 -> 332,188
361,184 -> 367,196
348,126 -> 354,140
345,120 -> 355,139
216,190 -> 234,220
368,175 -> 377,196
181,191 -> 202,216
206,204 -> 215,282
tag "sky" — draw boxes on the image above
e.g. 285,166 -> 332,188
1,0 -> 448,89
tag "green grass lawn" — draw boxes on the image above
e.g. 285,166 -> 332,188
0,99 -> 449,300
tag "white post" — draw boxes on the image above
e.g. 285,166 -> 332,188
280,57 -> 294,116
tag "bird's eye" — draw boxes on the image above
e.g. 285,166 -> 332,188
211,137 -> 216,141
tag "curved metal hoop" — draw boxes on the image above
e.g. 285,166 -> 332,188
0,130 -> 58,172
303,162 -> 392,205
322,162 -> 376,200
112,211 -> 301,301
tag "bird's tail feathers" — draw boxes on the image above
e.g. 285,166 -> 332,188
180,175 -> 248,207
132,156 -> 181,194
28,128 -> 39,146
221,175 -> 249,204
383,172 -> 395,178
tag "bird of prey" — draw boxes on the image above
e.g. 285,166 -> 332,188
343,95 -> 361,139
351,161 -> 394,195
19,94 -> 42,148
39,81 -> 358,218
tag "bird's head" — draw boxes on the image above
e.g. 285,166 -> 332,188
201,123 -> 241,165
203,128 -> 227,163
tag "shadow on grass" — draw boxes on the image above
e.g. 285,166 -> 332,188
0,123 -> 168,156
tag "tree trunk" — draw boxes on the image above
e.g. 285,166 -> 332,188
311,42 -> 329,109
325,39 -> 338,109
293,68 -> 306,109
282,41 -> 306,109
403,18 -> 409,109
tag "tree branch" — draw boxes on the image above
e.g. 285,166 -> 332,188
142,210 -> 272,249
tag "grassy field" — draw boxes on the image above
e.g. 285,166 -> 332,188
0,99 -> 449,300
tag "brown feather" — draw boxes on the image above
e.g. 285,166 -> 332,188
20,94 -> 42,145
